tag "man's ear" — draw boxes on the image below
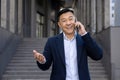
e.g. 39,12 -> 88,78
58,22 -> 61,28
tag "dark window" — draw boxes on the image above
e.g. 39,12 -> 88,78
36,0 -> 44,7
36,12 -> 44,38
112,6 -> 114,10
112,0 -> 115,3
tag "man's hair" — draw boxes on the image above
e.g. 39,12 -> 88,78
57,7 -> 74,22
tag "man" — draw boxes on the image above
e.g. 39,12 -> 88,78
33,8 -> 103,80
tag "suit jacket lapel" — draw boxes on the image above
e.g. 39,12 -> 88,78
56,33 -> 66,66
76,34 -> 83,63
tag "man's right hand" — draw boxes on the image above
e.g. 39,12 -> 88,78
33,50 -> 46,63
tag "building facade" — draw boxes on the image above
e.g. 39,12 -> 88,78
0,0 -> 120,80
76,0 -> 120,80
0,0 -> 60,78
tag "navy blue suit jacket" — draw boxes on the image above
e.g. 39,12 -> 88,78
37,33 -> 103,80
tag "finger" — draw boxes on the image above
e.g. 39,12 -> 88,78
39,55 -> 43,61
37,54 -> 45,62
75,22 -> 80,30
75,22 -> 78,27
33,50 -> 38,53
33,50 -> 40,56
33,50 -> 39,59
33,54 -> 37,59
75,22 -> 80,27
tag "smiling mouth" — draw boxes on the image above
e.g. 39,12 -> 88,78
67,26 -> 74,30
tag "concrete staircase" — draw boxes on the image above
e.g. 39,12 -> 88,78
2,38 -> 108,80
88,58 -> 109,80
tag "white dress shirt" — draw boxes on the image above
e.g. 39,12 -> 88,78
63,32 -> 79,80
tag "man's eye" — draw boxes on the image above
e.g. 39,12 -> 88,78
61,20 -> 66,22
69,18 -> 74,21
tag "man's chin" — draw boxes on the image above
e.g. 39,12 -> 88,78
66,31 -> 75,35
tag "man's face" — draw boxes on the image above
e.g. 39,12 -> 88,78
58,12 -> 76,35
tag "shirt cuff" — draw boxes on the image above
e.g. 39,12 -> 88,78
81,32 -> 88,36
38,57 -> 46,64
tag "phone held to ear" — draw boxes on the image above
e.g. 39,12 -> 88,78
75,26 -> 80,32
75,18 -> 80,32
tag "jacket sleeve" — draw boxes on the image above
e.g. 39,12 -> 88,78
82,33 -> 103,60
36,38 -> 52,70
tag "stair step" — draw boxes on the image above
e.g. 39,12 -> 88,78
6,67 -> 40,70
2,79 -> 49,80
2,38 -> 109,80
10,59 -> 35,62
18,45 -> 45,47
2,75 -> 50,79
16,50 -> 42,52
4,70 -> 51,74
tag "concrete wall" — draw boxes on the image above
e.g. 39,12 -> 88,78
95,27 -> 111,80
111,27 -> 120,80
115,0 -> 120,26
0,28 -> 21,78
96,27 -> 120,80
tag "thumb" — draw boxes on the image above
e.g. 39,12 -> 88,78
33,50 -> 38,54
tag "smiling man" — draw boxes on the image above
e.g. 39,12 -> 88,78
33,7 -> 103,80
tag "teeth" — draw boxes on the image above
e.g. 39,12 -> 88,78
67,26 -> 72,29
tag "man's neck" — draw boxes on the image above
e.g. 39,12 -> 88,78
64,32 -> 75,40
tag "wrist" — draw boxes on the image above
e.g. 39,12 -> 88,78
79,31 -> 87,36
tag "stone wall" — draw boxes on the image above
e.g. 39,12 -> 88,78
0,28 -> 21,79
96,27 -> 120,80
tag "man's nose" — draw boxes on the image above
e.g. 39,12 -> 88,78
66,20 -> 71,25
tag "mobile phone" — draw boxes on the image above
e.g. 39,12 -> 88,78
75,26 -> 80,32
75,18 -> 80,32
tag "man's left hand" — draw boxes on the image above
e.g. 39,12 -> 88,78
75,21 -> 87,36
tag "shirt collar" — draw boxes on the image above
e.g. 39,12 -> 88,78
63,31 -> 77,41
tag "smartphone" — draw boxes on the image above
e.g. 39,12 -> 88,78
75,18 -> 80,32
75,26 -> 80,32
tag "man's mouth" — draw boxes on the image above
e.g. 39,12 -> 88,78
66,26 -> 73,29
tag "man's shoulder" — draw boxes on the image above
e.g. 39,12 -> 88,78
47,33 -> 63,43
48,33 -> 63,40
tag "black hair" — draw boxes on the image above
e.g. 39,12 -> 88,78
57,8 -> 74,22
